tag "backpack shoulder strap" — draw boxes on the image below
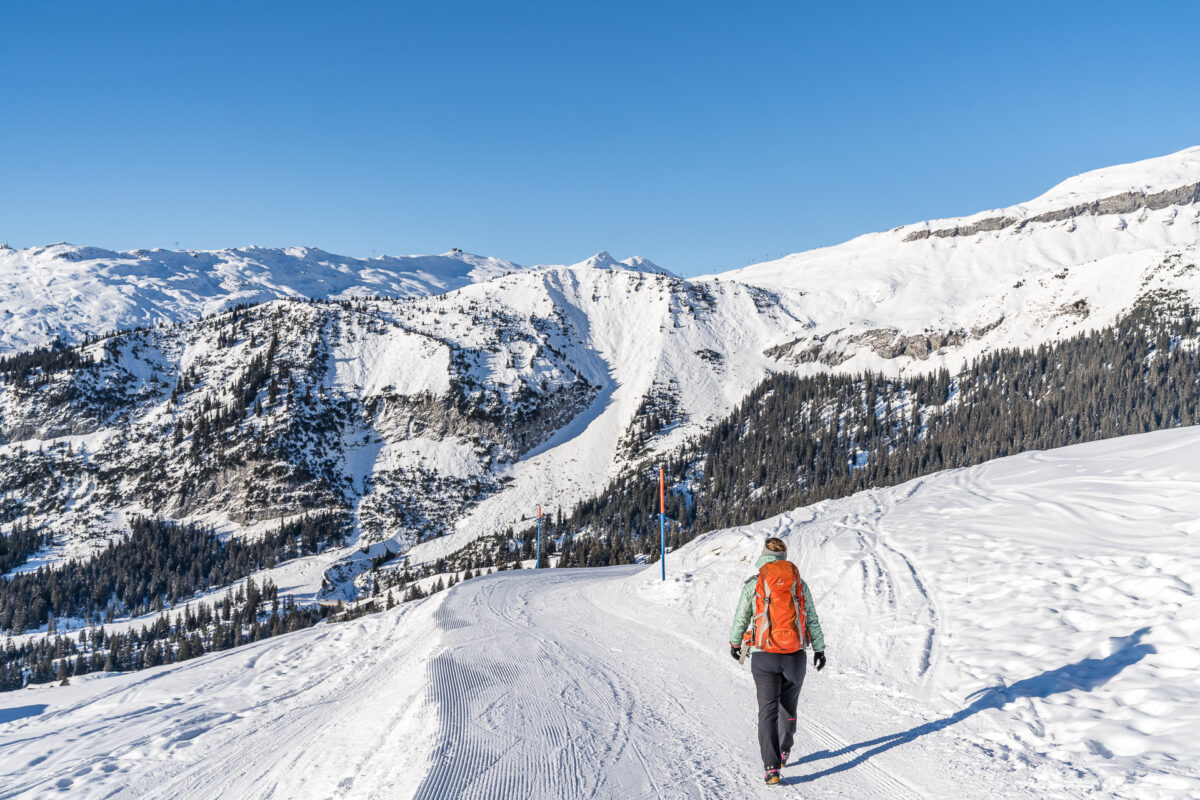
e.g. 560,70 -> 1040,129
787,562 -> 809,645
748,567 -> 771,649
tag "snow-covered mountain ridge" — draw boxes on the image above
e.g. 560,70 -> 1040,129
5,148 -> 1200,374
0,266 -> 807,597
711,146 -> 1200,368
0,244 -> 673,357
0,244 -> 526,356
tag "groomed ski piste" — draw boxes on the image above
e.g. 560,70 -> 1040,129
3,427 -> 1198,799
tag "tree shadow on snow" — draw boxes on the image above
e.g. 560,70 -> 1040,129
0,704 -> 48,724
789,627 -> 1155,785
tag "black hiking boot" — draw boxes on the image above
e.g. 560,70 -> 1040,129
780,750 -> 790,767
764,767 -> 781,785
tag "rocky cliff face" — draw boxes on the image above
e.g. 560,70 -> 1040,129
903,181 -> 1200,241
765,327 -> 972,366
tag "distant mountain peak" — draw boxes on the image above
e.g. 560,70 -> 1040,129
567,251 -> 674,276
618,255 -> 673,275
572,251 -> 620,270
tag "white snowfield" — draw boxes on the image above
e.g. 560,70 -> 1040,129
4,427 -> 1197,799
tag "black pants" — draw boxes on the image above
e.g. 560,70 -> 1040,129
751,650 -> 807,769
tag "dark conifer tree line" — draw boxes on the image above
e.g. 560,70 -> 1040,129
0,512 -> 346,635
0,577 -> 324,691
0,511 -> 344,691
0,522 -> 50,574
0,337 -> 84,387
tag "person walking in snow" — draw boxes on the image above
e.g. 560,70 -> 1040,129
729,536 -> 826,785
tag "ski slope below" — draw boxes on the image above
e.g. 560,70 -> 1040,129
3,426 -> 1199,798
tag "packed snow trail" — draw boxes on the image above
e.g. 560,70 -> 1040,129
413,566 -> 974,800
410,427 -> 1200,799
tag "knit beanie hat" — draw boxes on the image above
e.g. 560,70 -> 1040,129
762,537 -> 787,558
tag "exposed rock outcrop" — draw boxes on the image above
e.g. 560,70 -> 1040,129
765,326 -> 969,366
904,181 -> 1200,242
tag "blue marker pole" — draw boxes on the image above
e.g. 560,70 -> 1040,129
536,504 -> 542,569
659,466 -> 666,581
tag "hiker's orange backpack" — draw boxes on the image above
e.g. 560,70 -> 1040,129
743,560 -> 809,654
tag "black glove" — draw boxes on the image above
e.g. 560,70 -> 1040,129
730,643 -> 742,661
813,651 -> 826,671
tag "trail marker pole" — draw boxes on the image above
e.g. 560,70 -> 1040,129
659,466 -> 666,581
536,504 -> 542,569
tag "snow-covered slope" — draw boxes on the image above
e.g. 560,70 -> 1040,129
642,425 -> 1200,799
6,425 -> 1196,799
0,591 -> 444,799
0,244 -> 524,355
0,266 -> 809,596
709,146 -> 1200,367
398,266 -> 801,561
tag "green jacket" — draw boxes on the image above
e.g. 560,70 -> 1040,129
730,552 -> 825,653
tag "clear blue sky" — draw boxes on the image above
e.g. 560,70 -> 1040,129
2,1 -> 1198,275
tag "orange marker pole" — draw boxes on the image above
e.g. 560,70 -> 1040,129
659,466 -> 666,581
536,504 -> 542,570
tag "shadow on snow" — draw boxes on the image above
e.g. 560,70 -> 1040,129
790,627 -> 1155,785
0,704 -> 48,724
